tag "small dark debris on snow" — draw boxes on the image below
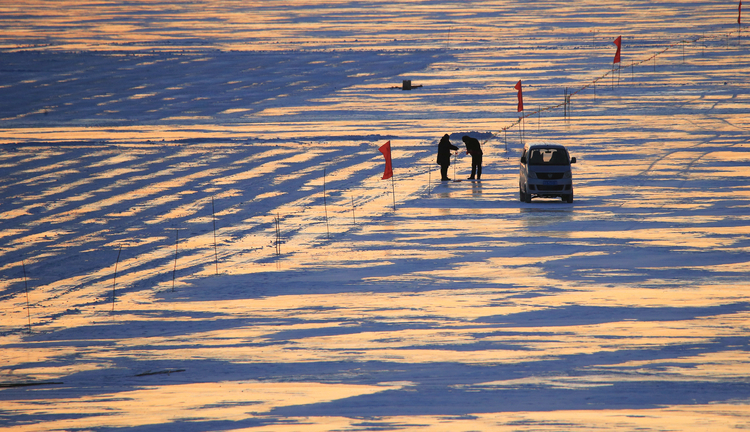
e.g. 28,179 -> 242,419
135,369 -> 186,377
0,381 -> 63,388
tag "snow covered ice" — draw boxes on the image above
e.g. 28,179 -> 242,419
1,1 -> 750,430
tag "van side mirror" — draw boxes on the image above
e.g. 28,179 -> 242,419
570,157 -> 577,164
520,156 -> 527,164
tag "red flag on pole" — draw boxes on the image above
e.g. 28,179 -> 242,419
379,141 -> 393,180
613,36 -> 622,64
740,1 -> 743,24
515,80 -> 524,112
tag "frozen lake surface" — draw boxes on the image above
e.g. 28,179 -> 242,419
1,1 -> 750,430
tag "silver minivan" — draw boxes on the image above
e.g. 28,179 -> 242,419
519,142 -> 576,203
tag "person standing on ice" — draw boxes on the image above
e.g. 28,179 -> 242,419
462,135 -> 483,180
437,134 -> 458,181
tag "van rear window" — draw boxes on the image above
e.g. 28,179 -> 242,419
528,148 -> 569,165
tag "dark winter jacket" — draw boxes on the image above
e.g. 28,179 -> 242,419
462,136 -> 483,156
437,134 -> 458,165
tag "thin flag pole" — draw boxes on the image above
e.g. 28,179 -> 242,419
518,119 -> 522,145
389,142 -> 396,210
112,245 -> 122,312
390,144 -> 396,210
391,175 -> 396,211
453,152 -> 456,180
514,80 -> 524,143
613,36 -> 622,88
378,140 -> 395,206
276,213 -> 281,255
172,229 -> 178,292
504,128 -> 508,156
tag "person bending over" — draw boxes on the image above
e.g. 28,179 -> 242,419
462,135 -> 483,180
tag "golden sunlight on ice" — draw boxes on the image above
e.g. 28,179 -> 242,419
2,1 -> 750,431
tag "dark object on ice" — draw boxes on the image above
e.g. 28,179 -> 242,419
389,80 -> 423,90
135,369 -> 186,377
462,135 -> 484,180
0,381 -> 63,388
437,134 -> 458,181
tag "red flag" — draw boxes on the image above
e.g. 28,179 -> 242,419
613,36 -> 622,64
514,80 -> 524,112
378,141 -> 393,180
740,1 -> 743,24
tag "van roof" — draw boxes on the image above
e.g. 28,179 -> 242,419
523,141 -> 568,151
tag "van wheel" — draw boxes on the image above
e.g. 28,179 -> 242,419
524,192 -> 532,203
565,192 -> 574,203
519,188 -> 525,202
